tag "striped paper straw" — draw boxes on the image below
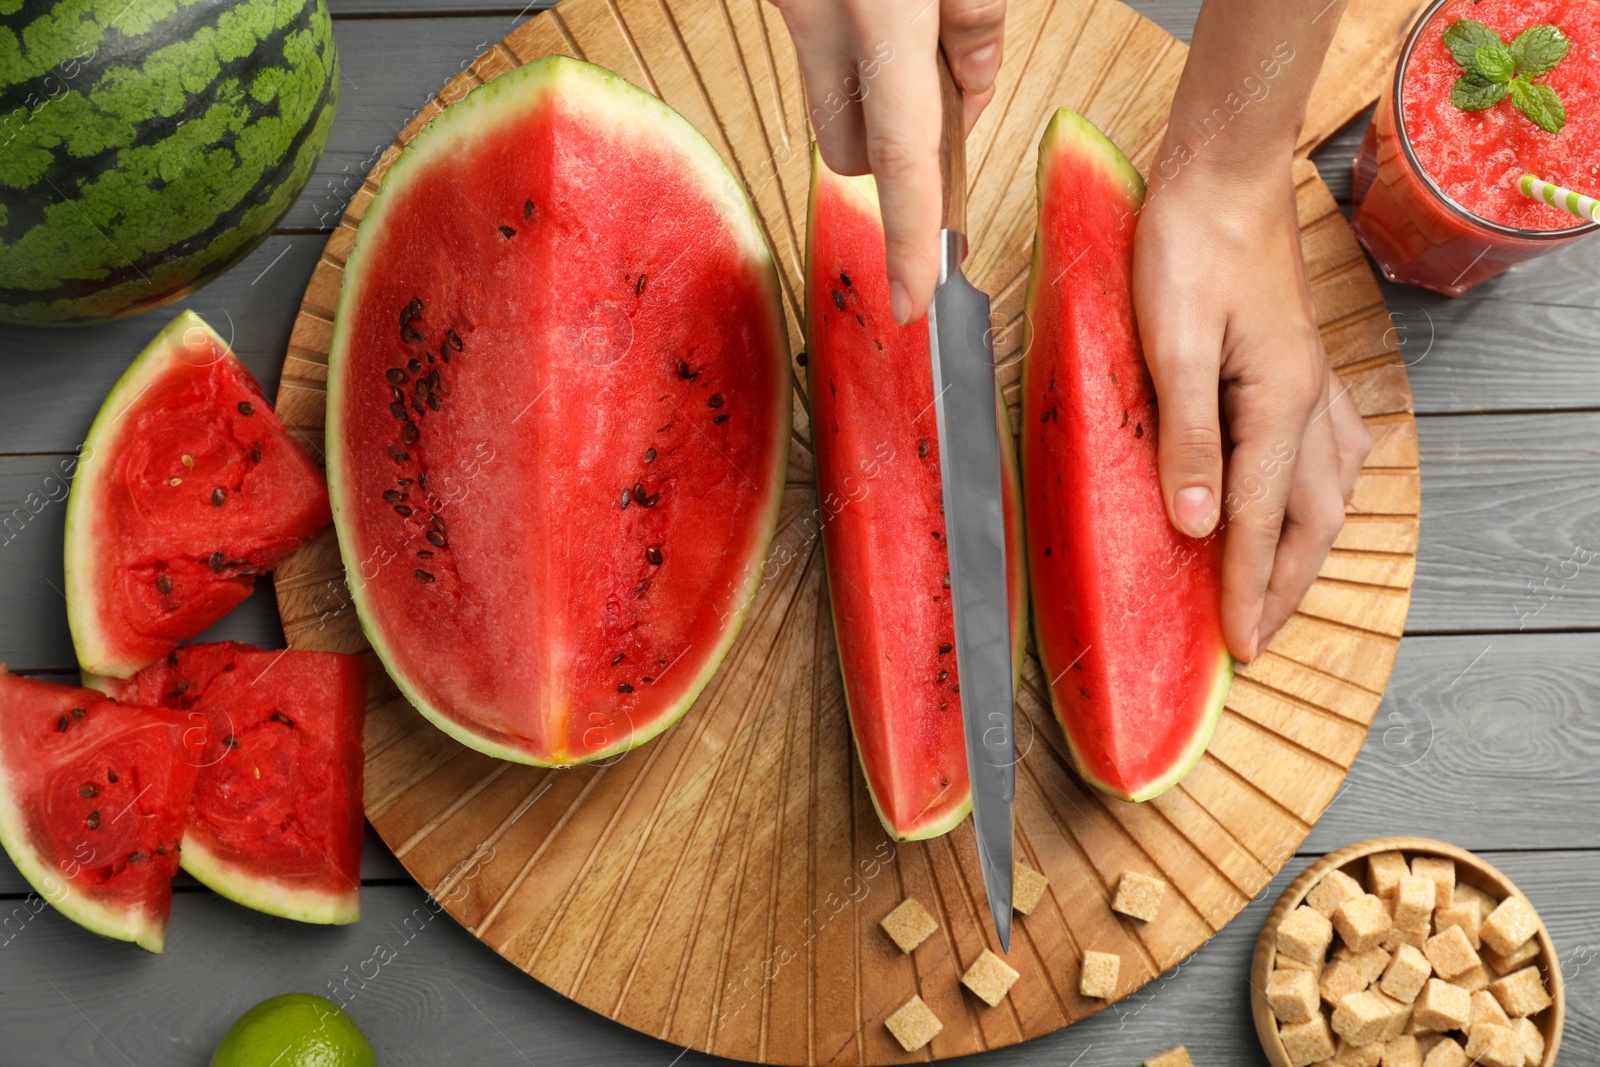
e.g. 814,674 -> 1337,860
1519,173 -> 1600,223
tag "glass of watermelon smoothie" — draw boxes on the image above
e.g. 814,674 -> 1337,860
1351,0 -> 1600,296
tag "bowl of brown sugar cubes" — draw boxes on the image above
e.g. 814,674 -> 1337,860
1250,836 -> 1563,1067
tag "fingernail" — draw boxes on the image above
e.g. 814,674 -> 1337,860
1247,627 -> 1260,662
889,280 -> 911,325
1174,486 -> 1216,538
960,43 -> 1000,93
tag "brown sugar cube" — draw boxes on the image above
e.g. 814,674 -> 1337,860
1382,1035 -> 1422,1067
1380,945 -> 1433,1003
1112,870 -> 1167,923
1470,988 -> 1512,1030
884,996 -> 942,1053
1079,950 -> 1120,999
1279,904 -> 1336,965
1012,861 -> 1049,915
1392,876 -> 1437,930
1337,945 -> 1394,986
1489,965 -> 1553,1018
1411,856 -> 1456,910
1280,1015 -> 1337,1067
1310,868 -> 1367,918
1142,1048 -> 1195,1067
1413,978 -> 1471,1032
1453,962 -> 1492,993
1454,883 -> 1497,922
1369,852 -> 1410,897
1268,967 -> 1321,1024
1464,1024 -> 1522,1067
880,898 -> 938,954
1335,1038 -> 1383,1067
1421,1036 -> 1467,1067
1512,1017 -> 1545,1066
1485,936 -> 1540,976
1335,894 -> 1395,953
1381,994 -> 1414,1041
960,949 -> 1020,1007
1424,925 -> 1481,980
1433,902 -> 1481,950
1279,953 -> 1322,975
1383,919 -> 1430,954
1333,990 -> 1401,1046
1481,896 -> 1540,957
1321,959 -> 1369,1007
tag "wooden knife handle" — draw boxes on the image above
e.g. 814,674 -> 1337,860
936,48 -> 967,235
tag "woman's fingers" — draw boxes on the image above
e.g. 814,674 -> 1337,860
941,0 -> 1006,133
1323,365 -> 1372,502
772,1 -> 871,175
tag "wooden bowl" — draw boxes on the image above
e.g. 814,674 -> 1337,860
1250,836 -> 1564,1067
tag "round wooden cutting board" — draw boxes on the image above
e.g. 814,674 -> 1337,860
273,0 -> 1421,1061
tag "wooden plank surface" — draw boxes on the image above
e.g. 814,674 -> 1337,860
0,1 -> 1592,1064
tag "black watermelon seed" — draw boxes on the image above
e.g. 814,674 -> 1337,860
417,550 -> 434,559
415,569 -> 435,583
612,653 -> 626,666
618,682 -> 634,693
211,487 -> 225,506
401,323 -> 422,344
642,492 -> 660,508
427,393 -> 440,412
643,448 -> 656,464
524,199 -> 535,218
633,483 -> 647,505
499,225 -> 516,238
107,769 -> 117,783
208,551 -> 226,572
426,530 -> 446,548
270,712 -> 296,727
707,394 -> 724,409
427,370 -> 440,389
417,474 -> 428,492
78,783 -> 97,798
407,357 -> 422,374
642,676 -> 653,683
383,489 -> 403,504
86,810 -> 101,830
407,297 -> 423,318
831,289 -> 845,311
390,402 -> 408,420
713,413 -> 729,425
918,438 -> 929,458
619,489 -> 630,510
236,401 -> 255,416
446,329 -> 462,351
431,515 -> 446,533
1120,410 -> 1128,427
939,642 -> 952,654
386,368 -> 405,384
394,504 -> 413,517
676,359 -> 693,380
796,351 -> 807,367
938,670 -> 948,682
55,716 -> 68,732
387,445 -> 408,462
874,339 -> 883,351
942,573 -> 951,589
156,574 -> 172,595
440,346 -> 450,364
952,684 -> 960,693
250,447 -> 263,464
126,851 -> 143,864
1134,422 -> 1144,438
223,736 -> 239,749
397,478 -> 412,487
70,706 -> 84,720
855,313 -> 865,326
636,274 -> 647,296
840,271 -> 851,287
646,546 -> 663,565
391,384 -> 404,405
402,422 -> 418,444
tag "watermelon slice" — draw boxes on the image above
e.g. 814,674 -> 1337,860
65,311 -> 333,679
0,670 -> 195,952
1022,110 -> 1233,803
94,643 -> 367,924
805,151 -> 1028,841
326,57 -> 789,766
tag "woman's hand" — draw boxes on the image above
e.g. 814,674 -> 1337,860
1133,159 -> 1371,662
769,0 -> 1006,323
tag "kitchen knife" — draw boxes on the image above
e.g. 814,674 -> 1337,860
927,50 -> 1015,952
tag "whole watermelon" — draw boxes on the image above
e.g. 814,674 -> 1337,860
0,0 -> 339,326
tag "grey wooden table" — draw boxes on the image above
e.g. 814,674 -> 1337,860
3,2 -> 1598,1064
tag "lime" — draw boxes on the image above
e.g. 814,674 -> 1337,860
210,993 -> 377,1067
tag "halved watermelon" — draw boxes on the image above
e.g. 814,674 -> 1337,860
806,151 -> 1028,841
326,57 -> 789,766
1022,110 -> 1233,803
66,312 -> 333,679
0,670 -> 195,952
94,643 -> 366,924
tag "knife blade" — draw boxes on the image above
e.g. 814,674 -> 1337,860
927,50 -> 1015,952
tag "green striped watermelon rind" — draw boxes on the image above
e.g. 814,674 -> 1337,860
326,55 -> 789,767
1024,108 -> 1234,805
0,0 -> 339,326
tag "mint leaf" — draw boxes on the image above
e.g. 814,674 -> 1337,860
1474,43 -> 1517,82
1510,76 -> 1567,133
1444,19 -> 1504,69
1452,72 -> 1511,111
1510,24 -> 1571,76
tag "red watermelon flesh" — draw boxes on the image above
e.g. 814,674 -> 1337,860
103,643 -> 366,924
326,57 -> 789,765
66,311 -> 332,679
806,152 -> 1028,841
1022,110 -> 1232,803
0,670 -> 195,952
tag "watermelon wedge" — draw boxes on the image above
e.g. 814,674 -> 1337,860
326,57 -> 789,766
806,151 -> 1028,841
92,643 -> 366,924
65,312 -> 333,679
1022,110 -> 1233,803
0,670 -> 195,952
